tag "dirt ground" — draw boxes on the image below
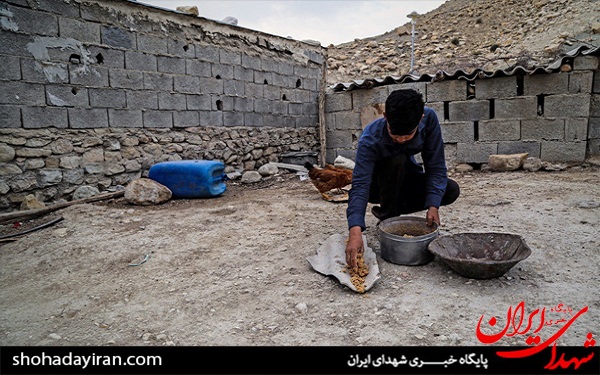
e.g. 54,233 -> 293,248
1,164 -> 599,347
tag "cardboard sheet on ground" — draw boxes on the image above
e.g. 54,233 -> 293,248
306,233 -> 381,293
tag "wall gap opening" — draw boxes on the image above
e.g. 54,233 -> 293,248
216,100 -> 223,110
489,99 -> 495,119
536,94 -> 545,116
95,53 -> 104,64
296,79 -> 301,88
474,121 -> 479,141
517,74 -> 524,96
443,101 -> 449,121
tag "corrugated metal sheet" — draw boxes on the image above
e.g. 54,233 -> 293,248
330,45 -> 600,92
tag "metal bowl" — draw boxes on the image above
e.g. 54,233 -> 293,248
427,232 -> 532,279
377,216 -> 439,266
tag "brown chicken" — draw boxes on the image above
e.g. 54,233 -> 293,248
304,162 -> 353,200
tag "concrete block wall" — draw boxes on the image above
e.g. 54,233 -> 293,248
0,0 -> 326,211
325,55 -> 599,165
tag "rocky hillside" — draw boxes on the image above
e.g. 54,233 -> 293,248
325,0 -> 600,86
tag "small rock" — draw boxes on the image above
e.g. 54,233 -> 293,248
48,333 -> 61,340
241,171 -> 262,184
73,185 -> 100,200
125,178 -> 172,206
455,164 -> 473,173
523,157 -> 542,172
295,302 -> 308,313
414,334 -> 425,340
542,162 -> 567,171
576,200 -> 599,209
20,194 -> 45,210
156,333 -> 168,341
176,5 -> 198,16
258,163 -> 279,176
488,153 -> 528,171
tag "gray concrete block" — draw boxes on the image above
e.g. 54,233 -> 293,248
173,111 -> 199,128
333,111 -> 361,130
524,73 -> 568,95
425,102 -> 445,120
143,110 -> 172,128
0,81 -> 45,105
449,100 -> 489,121
109,69 -> 143,89
592,95 -> 600,117
167,39 -> 195,58
573,56 -> 599,71
186,60 -> 211,77
126,91 -> 158,110
69,65 -> 109,87
101,26 -> 134,49
254,71 -> 272,85
497,141 -> 541,157
199,111 -> 223,126
244,112 -> 264,127
19,58 -> 55,83
253,99 -> 272,114
0,105 -> 21,128
137,34 -> 168,55
245,82 -> 264,98
271,101 -> 288,115
87,46 -> 125,69
211,96 -> 234,111
301,78 -> 318,91
387,82 -> 427,96
495,96 -> 538,119
587,139 -> 600,157
234,97 -> 253,112
0,29 -> 31,57
80,1 -> 120,23
426,80 -> 466,102
186,94 -> 212,111
158,92 -> 187,110
303,103 -> 318,116
0,55 -> 21,80
260,58 -> 278,73
521,118 -> 564,141
242,54 -> 261,70
174,75 -> 201,94
125,51 -> 157,71
565,118 -> 588,141
278,115 -> 297,128
440,121 -> 473,143
199,77 -> 224,94
568,71 -> 593,94
475,76 -> 517,99
144,72 -> 173,91
352,86 -> 389,110
278,62 -> 294,75
589,117 -> 600,138
280,88 -> 296,102
46,85 -> 89,107
296,90 -> 310,103
23,107 -> 67,128
307,66 -> 323,80
6,4 -> 58,36
59,17 -> 99,44
224,80 -> 245,96
541,141 -> 586,162
89,88 -> 126,108
211,64 -> 234,80
223,111 -> 244,127
219,49 -> 241,65
288,103 -> 303,116
478,119 -> 520,141
296,115 -> 318,128
234,66 -> 254,82
108,109 -> 143,128
594,71 -> 600,94
68,108 -> 108,128
36,0 -> 80,17
157,56 -> 186,74
544,94 -> 590,118
263,114 -> 280,127
195,45 -> 219,63
327,130 -> 353,149
325,92 -> 352,113
456,142 -> 498,163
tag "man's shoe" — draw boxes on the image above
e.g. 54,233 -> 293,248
371,206 -> 383,220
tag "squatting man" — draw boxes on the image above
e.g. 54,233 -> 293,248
345,89 -> 460,270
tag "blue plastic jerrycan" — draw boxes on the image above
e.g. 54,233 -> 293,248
148,160 -> 227,198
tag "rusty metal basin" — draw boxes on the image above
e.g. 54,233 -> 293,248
427,232 -> 532,279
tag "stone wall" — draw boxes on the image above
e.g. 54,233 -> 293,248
0,0 -> 326,211
325,55 -> 600,166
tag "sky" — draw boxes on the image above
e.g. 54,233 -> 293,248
137,0 -> 447,46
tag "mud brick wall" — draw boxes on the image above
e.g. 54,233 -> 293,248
0,0 -> 325,211
325,55 -> 599,166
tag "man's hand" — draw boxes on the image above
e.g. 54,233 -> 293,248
345,226 -> 364,271
426,206 -> 440,227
